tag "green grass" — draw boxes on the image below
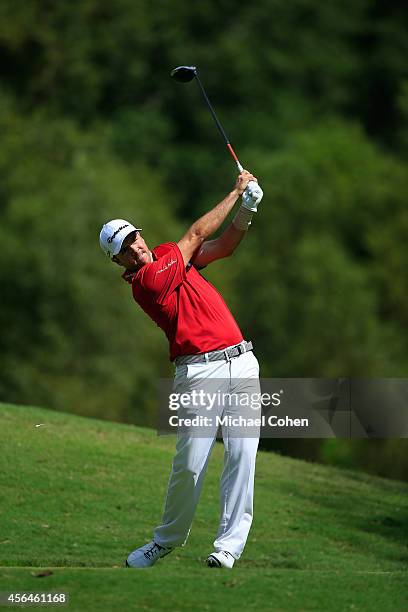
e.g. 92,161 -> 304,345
0,402 -> 407,611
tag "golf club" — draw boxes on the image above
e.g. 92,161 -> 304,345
170,65 -> 244,173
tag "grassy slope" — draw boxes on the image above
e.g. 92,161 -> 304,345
0,402 -> 407,611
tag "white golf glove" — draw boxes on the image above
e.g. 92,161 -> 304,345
233,180 -> 264,231
242,180 -> 263,211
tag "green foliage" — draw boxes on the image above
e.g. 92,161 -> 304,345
110,106 -> 174,166
0,0 -> 405,146
0,99 -> 181,423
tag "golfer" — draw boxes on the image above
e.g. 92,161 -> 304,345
100,170 -> 263,569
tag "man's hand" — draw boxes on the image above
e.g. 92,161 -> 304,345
233,170 -> 257,195
242,181 -> 264,211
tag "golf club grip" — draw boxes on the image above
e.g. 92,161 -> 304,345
227,144 -> 244,172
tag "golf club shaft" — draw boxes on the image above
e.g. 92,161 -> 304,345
194,73 -> 244,173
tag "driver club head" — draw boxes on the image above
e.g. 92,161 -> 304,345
170,65 -> 197,83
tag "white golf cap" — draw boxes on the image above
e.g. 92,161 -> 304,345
99,219 -> 142,259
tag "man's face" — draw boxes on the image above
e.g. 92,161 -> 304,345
113,231 -> 151,271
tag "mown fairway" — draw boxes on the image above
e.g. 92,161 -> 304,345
0,403 -> 407,610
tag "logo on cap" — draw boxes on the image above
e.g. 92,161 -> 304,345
107,224 -> 129,243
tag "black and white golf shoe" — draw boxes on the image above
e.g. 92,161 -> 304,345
206,550 -> 235,569
125,541 -> 172,568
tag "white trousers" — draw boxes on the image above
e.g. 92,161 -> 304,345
154,349 -> 260,559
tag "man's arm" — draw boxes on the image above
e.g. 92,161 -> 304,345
177,170 -> 255,266
190,223 -> 246,268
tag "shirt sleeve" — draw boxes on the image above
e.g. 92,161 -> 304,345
132,243 -> 186,304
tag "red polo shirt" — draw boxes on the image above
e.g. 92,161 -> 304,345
123,242 -> 243,361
